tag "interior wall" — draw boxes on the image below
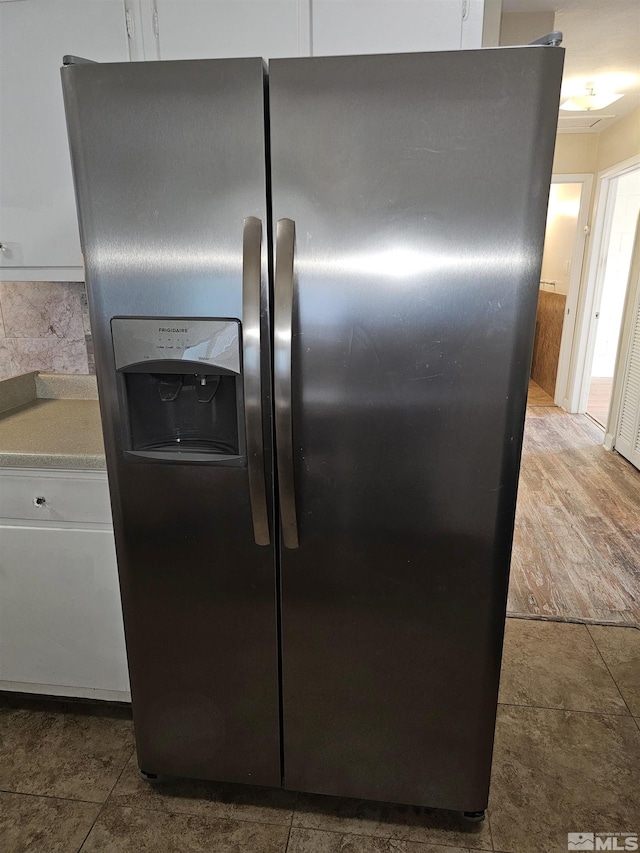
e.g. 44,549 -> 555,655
541,183 -> 582,294
552,134 -> 599,174
481,0 -> 502,47
552,108 -> 639,182
557,105 -> 640,412
499,11 -> 555,45
595,106 -> 640,173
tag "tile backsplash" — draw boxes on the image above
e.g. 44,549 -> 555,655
0,281 -> 94,380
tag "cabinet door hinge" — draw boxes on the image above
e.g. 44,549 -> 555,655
462,0 -> 470,22
125,8 -> 134,39
153,6 -> 159,38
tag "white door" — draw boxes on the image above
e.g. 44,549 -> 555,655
539,175 -> 593,409
586,170 -> 640,427
613,216 -> 640,469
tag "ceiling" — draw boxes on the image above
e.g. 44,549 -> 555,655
501,0 -> 640,132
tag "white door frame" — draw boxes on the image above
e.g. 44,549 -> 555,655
552,173 -> 594,410
566,154 -> 640,415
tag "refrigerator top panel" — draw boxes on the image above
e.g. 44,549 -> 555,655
112,318 -> 241,374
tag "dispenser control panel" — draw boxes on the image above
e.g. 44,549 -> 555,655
111,318 -> 241,374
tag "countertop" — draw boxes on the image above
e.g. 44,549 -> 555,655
0,372 -> 106,470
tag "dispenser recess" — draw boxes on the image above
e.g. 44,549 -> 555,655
111,318 -> 245,464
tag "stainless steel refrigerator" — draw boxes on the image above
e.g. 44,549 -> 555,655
61,42 -> 563,816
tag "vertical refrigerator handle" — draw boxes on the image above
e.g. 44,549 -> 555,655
242,217 -> 270,546
274,218 -> 299,549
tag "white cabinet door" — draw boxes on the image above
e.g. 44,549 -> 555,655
141,0 -> 486,61
311,0 -> 469,56
0,0 -> 130,278
152,0 -> 304,60
0,525 -> 130,697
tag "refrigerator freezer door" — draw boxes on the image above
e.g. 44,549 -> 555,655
62,58 -> 280,785
270,47 -> 563,809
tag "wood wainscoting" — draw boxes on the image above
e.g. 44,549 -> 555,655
530,290 -> 566,399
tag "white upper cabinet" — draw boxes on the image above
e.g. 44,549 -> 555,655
147,1 -> 306,61
0,0 -> 130,279
311,0 -> 480,57
134,0 -> 487,62
0,0 -> 489,279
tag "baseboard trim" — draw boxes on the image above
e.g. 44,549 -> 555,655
0,681 -> 131,702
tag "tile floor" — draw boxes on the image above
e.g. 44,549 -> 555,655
1,619 -> 638,853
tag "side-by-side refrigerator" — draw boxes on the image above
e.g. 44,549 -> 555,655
61,43 -> 563,815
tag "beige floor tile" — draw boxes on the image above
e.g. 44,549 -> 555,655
107,751 -> 296,824
79,804 -> 289,852
0,700 -> 134,802
292,794 -> 491,850
489,705 -> 640,853
499,619 -> 629,714
287,827 -> 480,852
587,625 -> 640,716
0,791 -> 100,853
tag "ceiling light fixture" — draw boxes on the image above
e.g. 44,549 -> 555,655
560,83 -> 624,112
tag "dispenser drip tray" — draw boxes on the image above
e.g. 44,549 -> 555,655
122,370 -> 242,463
138,437 -> 238,454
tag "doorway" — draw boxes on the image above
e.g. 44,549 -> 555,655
585,167 -> 640,427
529,174 -> 592,409
566,157 -> 640,428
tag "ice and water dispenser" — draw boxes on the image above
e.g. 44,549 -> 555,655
111,318 -> 245,464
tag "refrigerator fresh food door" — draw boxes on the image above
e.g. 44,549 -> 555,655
270,47 -> 563,810
61,58 -> 281,786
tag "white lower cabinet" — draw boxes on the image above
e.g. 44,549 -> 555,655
0,469 -> 130,701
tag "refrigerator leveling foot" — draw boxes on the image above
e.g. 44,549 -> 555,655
139,769 -> 166,784
462,810 -> 486,822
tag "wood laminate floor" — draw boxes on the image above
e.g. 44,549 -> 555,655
508,405 -> 640,626
527,379 -> 555,406
587,375 -> 614,427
